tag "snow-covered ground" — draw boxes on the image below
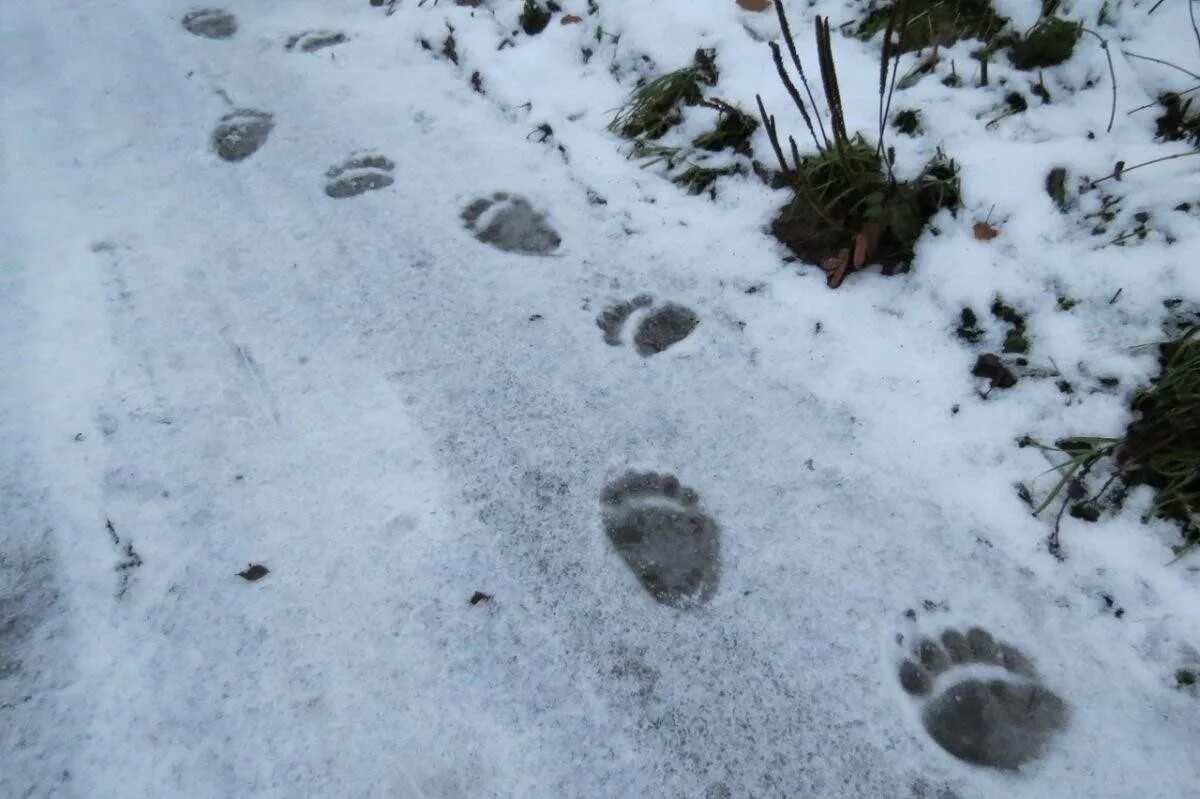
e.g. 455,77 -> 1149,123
2,1 -> 1199,796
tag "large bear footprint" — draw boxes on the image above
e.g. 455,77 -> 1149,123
600,471 -> 720,608
182,9 -> 237,39
212,110 -> 273,162
461,192 -> 561,255
324,153 -> 395,198
597,295 -> 698,356
898,627 -> 1068,770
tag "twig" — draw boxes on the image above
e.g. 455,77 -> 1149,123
1082,28 -> 1117,133
877,0 -> 909,167
1047,455 -> 1102,560
1090,149 -> 1200,186
755,94 -> 792,177
1190,0 -> 1200,60
773,0 -> 830,149
1128,83 -> 1200,114
1088,471 -> 1123,505
1122,50 -> 1200,81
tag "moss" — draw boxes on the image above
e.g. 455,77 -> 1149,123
441,33 -> 458,65
1046,167 -> 1068,212
893,109 -> 922,135
1156,93 -> 1200,146
1005,91 -> 1028,113
991,299 -> 1029,353
956,307 -> 985,343
990,299 -> 1022,326
1009,17 -> 1081,70
519,0 -> 551,36
858,0 -> 1008,53
1003,329 -> 1030,354
1178,669 -> 1198,688
691,104 -> 758,154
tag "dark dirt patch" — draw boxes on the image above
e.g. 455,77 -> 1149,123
972,354 -> 1017,389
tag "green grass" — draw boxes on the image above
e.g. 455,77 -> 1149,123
1009,16 -> 1081,70
609,50 -> 718,139
1034,326 -> 1200,559
858,0 -> 1008,53
770,139 -> 959,279
762,7 -> 961,285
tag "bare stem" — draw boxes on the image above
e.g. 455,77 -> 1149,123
773,0 -> 830,149
1090,149 -> 1200,186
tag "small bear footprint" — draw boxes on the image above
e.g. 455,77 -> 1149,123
182,9 -> 237,40
212,110 -> 273,162
898,626 -> 1068,770
461,192 -> 561,255
600,471 -> 720,608
597,295 -> 699,356
286,31 -> 348,53
324,153 -> 395,198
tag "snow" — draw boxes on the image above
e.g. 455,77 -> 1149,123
2,0 -> 1199,796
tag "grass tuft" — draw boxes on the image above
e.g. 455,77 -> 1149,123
1009,16 -> 1081,69
858,0 -> 1008,53
1033,326 -> 1200,559
760,4 -> 961,287
609,50 -> 717,139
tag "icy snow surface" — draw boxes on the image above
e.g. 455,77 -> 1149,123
2,0 -> 1199,797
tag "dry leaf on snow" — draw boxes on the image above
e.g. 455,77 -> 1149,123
973,221 -> 999,241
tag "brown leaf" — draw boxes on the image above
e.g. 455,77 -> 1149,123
852,233 -> 868,269
973,221 -> 999,241
561,14 -> 583,24
469,591 -> 493,605
851,221 -> 881,268
736,0 -> 773,11
821,248 -> 851,289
